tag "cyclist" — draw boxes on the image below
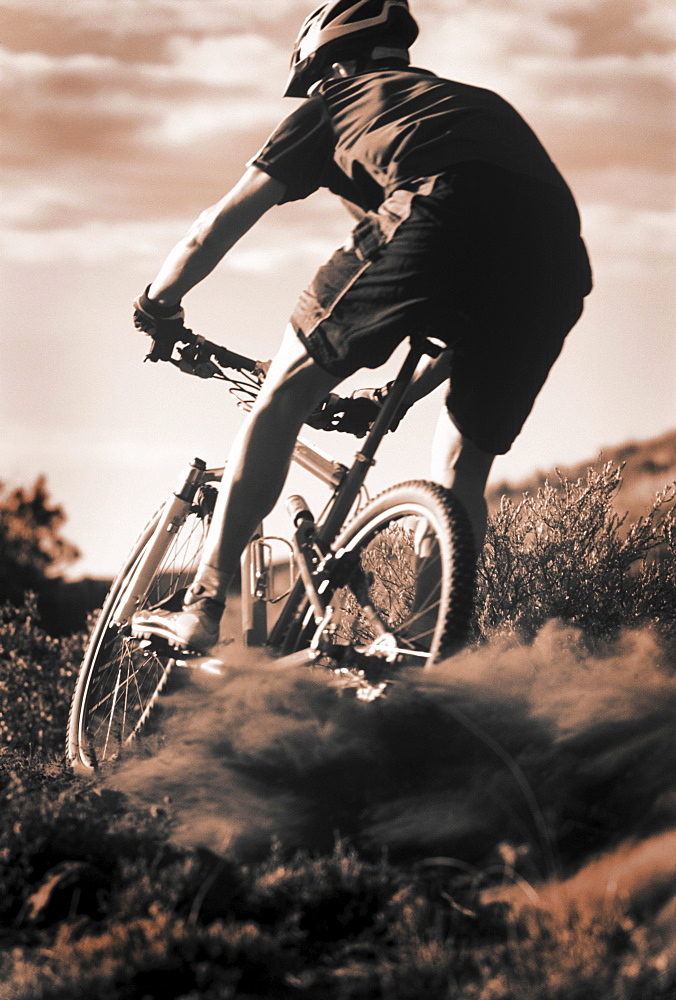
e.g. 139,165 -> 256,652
132,0 -> 592,654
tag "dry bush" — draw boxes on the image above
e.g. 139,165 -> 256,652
1,463 -> 674,998
0,594 -> 85,755
476,462 -> 675,646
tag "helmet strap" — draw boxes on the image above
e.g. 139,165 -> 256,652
331,60 -> 357,78
306,47 -> 410,96
308,61 -> 357,94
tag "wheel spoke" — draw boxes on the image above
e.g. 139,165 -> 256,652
312,484 -> 474,669
101,665 -> 122,760
70,506 -> 211,767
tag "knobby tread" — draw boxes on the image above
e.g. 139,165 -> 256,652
339,480 -> 476,658
282,479 -> 476,662
65,510 -> 164,769
66,497 -> 210,770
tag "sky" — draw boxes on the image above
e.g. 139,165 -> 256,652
1,0 -> 674,577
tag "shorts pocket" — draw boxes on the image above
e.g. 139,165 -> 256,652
350,214 -> 386,262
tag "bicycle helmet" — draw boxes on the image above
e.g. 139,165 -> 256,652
284,0 -> 419,98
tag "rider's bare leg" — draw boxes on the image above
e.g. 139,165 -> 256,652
189,324 -> 342,601
430,408 -> 495,550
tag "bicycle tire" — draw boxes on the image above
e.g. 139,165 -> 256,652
66,486 -> 215,770
282,480 -> 476,665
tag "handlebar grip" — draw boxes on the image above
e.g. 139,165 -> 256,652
209,342 -> 259,372
143,325 -> 263,377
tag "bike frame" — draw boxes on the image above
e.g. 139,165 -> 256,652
114,335 -> 440,658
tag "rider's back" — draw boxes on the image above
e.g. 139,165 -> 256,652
254,66 -> 575,213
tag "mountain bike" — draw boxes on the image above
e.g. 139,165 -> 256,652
66,329 -> 476,770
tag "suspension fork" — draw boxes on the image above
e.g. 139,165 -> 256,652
112,458 -> 209,625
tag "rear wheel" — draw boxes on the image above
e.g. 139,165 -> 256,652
66,485 -> 216,770
283,481 -> 476,666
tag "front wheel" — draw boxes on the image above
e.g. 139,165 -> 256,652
285,481 -> 476,666
65,485 -> 215,770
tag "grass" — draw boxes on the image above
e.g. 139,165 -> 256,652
0,460 -> 674,998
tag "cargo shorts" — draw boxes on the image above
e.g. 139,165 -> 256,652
291,162 -> 592,455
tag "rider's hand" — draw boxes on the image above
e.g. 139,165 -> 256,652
133,286 -> 186,361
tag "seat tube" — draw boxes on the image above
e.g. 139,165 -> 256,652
318,337 -> 426,547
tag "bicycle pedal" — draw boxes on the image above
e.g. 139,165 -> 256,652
174,655 -> 224,676
331,667 -> 390,702
132,628 -> 188,654
135,631 -> 226,668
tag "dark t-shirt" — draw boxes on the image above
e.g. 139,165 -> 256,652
250,67 -> 572,211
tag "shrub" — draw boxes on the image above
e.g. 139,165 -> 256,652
0,477 -> 79,605
0,594 -> 85,755
0,461 -> 674,998
476,462 -> 675,646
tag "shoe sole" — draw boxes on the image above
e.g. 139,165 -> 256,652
130,622 -> 214,656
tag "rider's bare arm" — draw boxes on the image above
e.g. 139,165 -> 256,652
148,167 -> 286,305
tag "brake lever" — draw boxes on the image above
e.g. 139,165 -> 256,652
172,337 -> 221,378
143,328 -> 195,364
172,356 -> 221,379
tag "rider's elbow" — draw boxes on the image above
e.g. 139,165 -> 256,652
185,213 -> 222,254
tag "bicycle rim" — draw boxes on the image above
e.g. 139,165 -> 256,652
285,481 -> 476,666
66,498 -> 212,770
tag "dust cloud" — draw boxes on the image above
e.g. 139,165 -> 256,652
108,621 -> 675,880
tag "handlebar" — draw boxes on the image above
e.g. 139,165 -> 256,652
144,326 -> 264,376
140,326 -> 413,436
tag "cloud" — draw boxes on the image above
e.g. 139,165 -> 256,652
0,32 -> 289,231
0,0 -> 673,261
147,95 -> 285,146
164,33 -> 287,89
581,203 -> 676,276
420,5 -> 674,167
140,35 -> 289,143
0,196 -> 350,268
0,38 -> 286,152
0,26 -> 291,233
415,0 -> 674,184
514,51 -> 674,174
573,165 -> 674,213
0,0 -> 307,58
0,216 -> 186,264
550,0 -> 676,57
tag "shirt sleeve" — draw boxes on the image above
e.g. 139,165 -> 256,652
248,98 -> 335,204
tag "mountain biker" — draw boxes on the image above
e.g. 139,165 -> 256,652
132,0 -> 592,654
